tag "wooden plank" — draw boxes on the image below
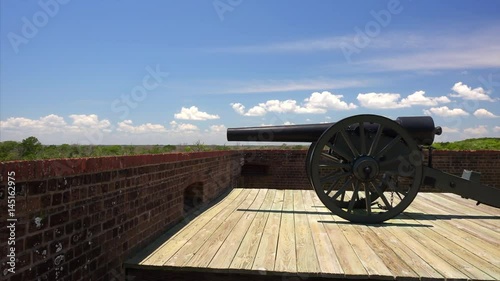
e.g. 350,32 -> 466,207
437,192 -> 500,216
128,189 -> 500,281
396,217 -> 496,280
383,219 -> 470,280
419,193 -> 499,231
367,223 -> 444,280
400,213 -> 500,280
407,201 -> 500,267
292,190 -> 320,274
229,189 -> 276,270
275,190 -> 297,272
164,189 -> 252,266
252,189 -> 285,271
333,219 -> 393,278
410,196 -> 499,247
353,224 -> 419,279
439,192 -> 500,215
301,190 -> 341,275
417,194 -> 499,245
310,192 -> 368,278
208,189 -> 269,269
140,188 -> 243,266
188,189 -> 261,267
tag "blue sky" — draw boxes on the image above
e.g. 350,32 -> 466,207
1,0 -> 499,145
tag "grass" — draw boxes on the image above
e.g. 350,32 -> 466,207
432,138 -> 500,150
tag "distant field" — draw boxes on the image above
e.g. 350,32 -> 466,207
0,136 -> 307,161
432,138 -> 500,150
1,136 -> 499,161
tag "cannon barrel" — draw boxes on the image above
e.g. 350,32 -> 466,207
227,116 -> 441,146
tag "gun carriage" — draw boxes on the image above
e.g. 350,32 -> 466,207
227,114 -> 500,223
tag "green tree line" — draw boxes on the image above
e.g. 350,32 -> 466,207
0,136 -> 177,161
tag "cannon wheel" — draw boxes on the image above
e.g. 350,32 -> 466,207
307,142 -> 380,209
310,114 -> 423,223
306,142 -> 315,186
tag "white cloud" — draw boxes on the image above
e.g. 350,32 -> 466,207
0,114 -> 231,145
354,27 -> 500,71
0,114 -> 67,131
463,125 -> 489,136
440,126 -> 460,133
69,114 -> 111,130
357,93 -> 407,109
208,124 -> 226,133
423,106 -> 469,117
400,91 -> 451,106
449,82 -> 494,101
117,120 -> 166,134
174,106 -> 220,120
305,91 -> 357,110
169,120 -> 199,132
230,103 -> 246,115
210,35 -> 357,53
494,126 -> 500,133
473,109 -> 498,118
232,91 -> 356,117
0,114 -> 114,144
259,121 -> 295,126
245,106 -> 268,116
224,78 -> 372,94
359,46 -> 500,71
357,91 -> 450,109
0,114 -> 112,134
213,28 -> 500,72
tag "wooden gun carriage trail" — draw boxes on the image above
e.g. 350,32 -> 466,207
227,114 -> 500,223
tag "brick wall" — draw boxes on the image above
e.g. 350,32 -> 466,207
237,149 -> 500,190
429,150 -> 500,187
237,150 -> 309,189
0,152 -> 241,281
0,149 -> 498,281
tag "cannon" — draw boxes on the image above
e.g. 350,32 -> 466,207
227,114 -> 500,223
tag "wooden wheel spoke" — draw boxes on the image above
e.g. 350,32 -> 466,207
319,162 -> 351,170
326,142 -> 351,161
347,180 -> 360,213
371,181 -> 392,210
325,178 -> 341,195
395,191 -> 405,200
368,124 -> 383,156
359,122 -> 366,155
320,152 -> 342,163
319,154 -> 351,170
331,177 -> 352,200
364,183 -> 371,215
375,135 -> 402,160
320,170 -> 349,184
340,130 -> 359,157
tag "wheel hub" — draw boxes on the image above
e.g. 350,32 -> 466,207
353,156 -> 379,181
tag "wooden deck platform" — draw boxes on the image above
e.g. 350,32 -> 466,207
125,188 -> 500,281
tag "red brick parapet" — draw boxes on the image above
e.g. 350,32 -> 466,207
0,151 -> 241,281
0,149 -> 498,281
